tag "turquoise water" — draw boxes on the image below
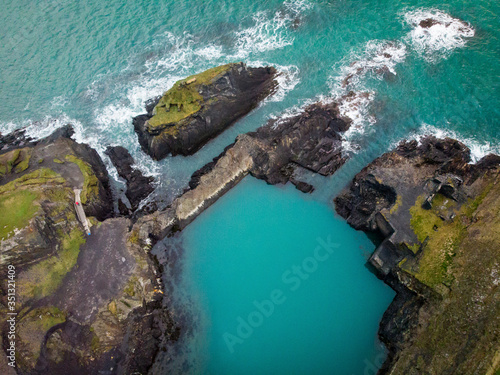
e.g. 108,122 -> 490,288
1,0 -> 498,201
166,177 -> 394,374
2,0 -> 499,373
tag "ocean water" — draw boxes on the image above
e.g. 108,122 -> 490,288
1,0 -> 499,373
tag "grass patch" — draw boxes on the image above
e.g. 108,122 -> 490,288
148,64 -> 233,128
409,195 -> 443,243
390,195 -> 403,214
0,190 -> 39,240
18,228 -> 85,299
65,155 -> 99,204
406,193 -> 481,289
0,148 -> 32,176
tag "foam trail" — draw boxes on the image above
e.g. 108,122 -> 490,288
231,0 -> 312,59
403,8 -> 474,62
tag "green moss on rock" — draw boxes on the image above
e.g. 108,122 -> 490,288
65,154 -> 100,204
0,190 -> 39,240
148,64 -> 233,129
0,147 -> 32,176
19,228 -> 86,299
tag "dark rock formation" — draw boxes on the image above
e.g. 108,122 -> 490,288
0,127 -> 175,375
135,100 -> 351,245
106,146 -> 155,211
247,101 -> 350,185
133,62 -> 278,160
0,127 -> 35,152
334,136 -> 500,374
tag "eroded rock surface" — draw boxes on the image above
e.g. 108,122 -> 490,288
133,63 -> 278,160
334,136 -> 500,374
0,128 -> 177,375
134,101 -> 350,243
106,146 -> 155,212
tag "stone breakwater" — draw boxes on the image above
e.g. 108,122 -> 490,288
0,96 -> 350,374
133,100 -> 350,243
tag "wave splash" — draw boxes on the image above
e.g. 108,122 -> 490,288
326,40 -> 407,152
403,8 -> 475,62
408,123 -> 500,163
323,8 -> 475,152
232,0 -> 312,59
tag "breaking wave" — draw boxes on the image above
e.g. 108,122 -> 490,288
403,8 -> 475,62
326,40 -> 407,151
407,123 -> 500,163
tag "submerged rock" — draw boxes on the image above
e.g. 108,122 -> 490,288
133,62 -> 278,160
334,136 -> 500,374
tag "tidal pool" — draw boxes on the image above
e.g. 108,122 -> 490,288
173,177 -> 395,375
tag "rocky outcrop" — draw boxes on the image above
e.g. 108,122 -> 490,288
0,128 -> 177,375
134,101 -> 350,244
334,136 -> 500,374
106,146 -> 155,212
133,63 -> 278,160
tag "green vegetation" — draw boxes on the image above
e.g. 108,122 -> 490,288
123,276 -> 138,297
0,190 -> 39,240
0,147 -> 32,176
0,168 -> 66,240
0,168 -> 64,194
17,306 -> 67,367
53,158 -> 64,164
65,154 -> 99,204
127,229 -> 140,244
19,228 -> 85,299
407,194 -> 465,288
34,306 -> 67,331
148,64 -> 233,129
90,333 -> 100,352
390,176 -> 500,374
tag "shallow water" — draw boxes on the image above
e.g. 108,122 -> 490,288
1,0 -> 499,373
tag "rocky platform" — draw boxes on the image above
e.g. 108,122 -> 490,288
334,137 -> 500,374
133,63 -> 278,160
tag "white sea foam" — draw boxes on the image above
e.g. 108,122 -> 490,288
327,40 -> 407,150
232,12 -> 294,59
403,8 -> 475,62
283,0 -> 313,14
332,40 -> 407,90
405,123 -> 500,163
231,0 -> 312,59
248,61 -> 300,103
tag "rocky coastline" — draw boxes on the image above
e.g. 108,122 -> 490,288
0,127 -> 177,375
2,65 -> 499,374
335,137 -> 500,374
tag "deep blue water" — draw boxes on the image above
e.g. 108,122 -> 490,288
1,0 -> 499,373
